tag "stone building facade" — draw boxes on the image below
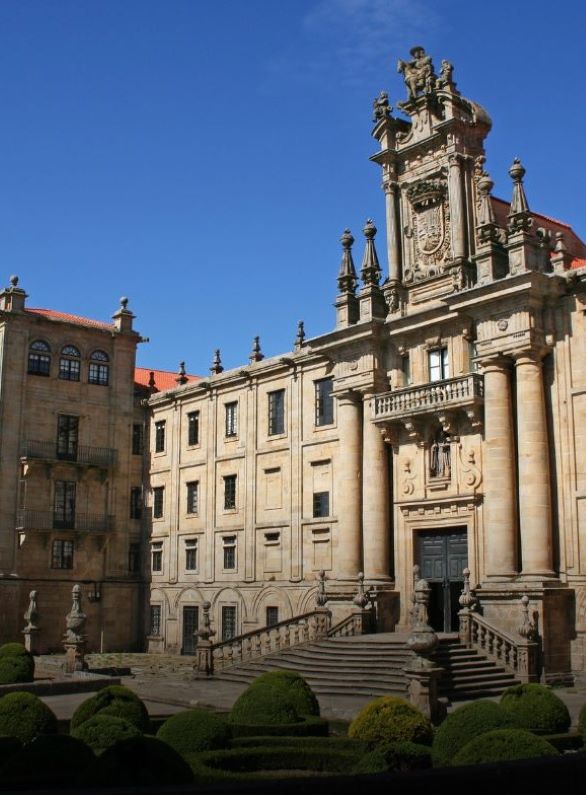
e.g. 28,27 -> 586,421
146,49 -> 586,683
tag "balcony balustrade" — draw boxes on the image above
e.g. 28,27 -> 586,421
373,373 -> 484,423
16,508 -> 114,533
21,440 -> 116,469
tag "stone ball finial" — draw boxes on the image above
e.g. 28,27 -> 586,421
477,174 -> 494,195
509,157 -> 526,182
340,229 -> 354,249
9,275 -> 19,287
202,600 -> 211,611
120,296 -> 129,310
363,219 -> 377,239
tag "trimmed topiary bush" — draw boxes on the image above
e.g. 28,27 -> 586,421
499,683 -> 571,734
97,736 -> 193,787
348,696 -> 433,749
71,714 -> 142,755
0,691 -> 57,743
70,685 -> 150,732
0,643 -> 35,685
246,671 -> 320,717
378,741 -> 433,772
156,708 -> 230,754
2,734 -> 96,788
432,699 -> 515,768
230,671 -> 319,727
452,728 -> 559,766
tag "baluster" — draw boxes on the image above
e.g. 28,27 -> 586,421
283,624 -> 290,649
261,631 -> 270,655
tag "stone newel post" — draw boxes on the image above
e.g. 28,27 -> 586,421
195,601 -> 215,677
404,578 -> 443,721
63,584 -> 88,673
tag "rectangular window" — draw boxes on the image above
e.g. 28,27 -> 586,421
429,348 -> 450,382
223,535 -> 236,570
315,378 -> 334,426
313,491 -> 330,518
225,402 -> 238,437
28,351 -> 51,376
401,354 -> 411,386
132,424 -> 144,455
59,357 -> 80,382
151,541 -> 163,573
223,475 -> 237,510
154,420 -> 166,453
153,486 -> 164,519
130,487 -> 142,520
185,538 -> 198,571
128,542 -> 140,573
54,481 -> 76,529
56,415 -> 79,461
187,411 -> 200,446
149,604 -> 162,636
88,362 -> 109,386
221,605 -> 237,641
51,539 -> 74,570
266,606 -> 279,627
186,481 -> 199,515
268,389 -> 285,436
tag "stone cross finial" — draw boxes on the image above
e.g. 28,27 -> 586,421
249,336 -> 264,363
508,158 -> 533,233
337,229 -> 358,294
210,349 -> 224,375
360,219 -> 382,286
294,320 -> 306,350
176,361 -> 188,385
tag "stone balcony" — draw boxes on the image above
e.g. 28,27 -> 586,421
16,508 -> 115,533
373,373 -> 484,436
21,440 -> 117,469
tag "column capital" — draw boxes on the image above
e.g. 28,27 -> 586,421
478,354 -> 513,373
511,347 -> 548,367
333,388 -> 362,407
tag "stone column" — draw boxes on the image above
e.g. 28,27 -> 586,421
384,182 -> 401,282
362,394 -> 390,580
448,154 -> 466,261
482,358 -> 518,578
514,351 -> 554,577
335,390 -> 363,579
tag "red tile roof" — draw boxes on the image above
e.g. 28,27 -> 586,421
571,258 -> 586,270
492,198 -> 586,259
25,308 -> 114,330
134,366 -> 201,393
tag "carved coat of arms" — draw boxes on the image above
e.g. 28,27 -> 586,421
405,178 -> 449,280
416,202 -> 444,254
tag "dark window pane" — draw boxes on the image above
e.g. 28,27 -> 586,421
266,606 -> 279,627
186,481 -> 199,514
28,352 -> 51,375
153,487 -> 164,519
54,481 -> 76,529
51,539 -> 74,569
150,605 -> 161,635
89,362 -> 109,385
224,475 -> 237,510
128,543 -> 140,573
225,402 -> 238,437
155,421 -> 165,453
268,390 -> 285,436
130,487 -> 142,519
313,491 -> 330,518
187,411 -> 200,446
56,415 -> 78,461
221,606 -> 237,641
315,379 -> 334,426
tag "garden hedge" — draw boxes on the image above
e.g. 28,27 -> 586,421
230,735 -> 368,752
348,696 -> 433,748
71,714 -> 142,754
230,670 -> 320,727
1,734 -> 96,788
0,691 -> 57,743
97,736 -> 193,787
229,715 -> 329,738
499,683 -> 571,734
156,708 -> 231,754
70,684 -> 150,732
0,642 -> 35,685
432,699 -> 515,768
378,741 -> 433,771
452,728 -> 560,766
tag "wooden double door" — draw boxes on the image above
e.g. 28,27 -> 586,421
416,529 -> 468,632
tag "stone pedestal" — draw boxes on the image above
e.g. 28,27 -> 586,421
194,639 -> 213,677
404,660 -> 444,723
22,628 -> 40,655
63,640 -> 87,674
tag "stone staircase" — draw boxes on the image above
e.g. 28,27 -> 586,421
215,633 -> 520,702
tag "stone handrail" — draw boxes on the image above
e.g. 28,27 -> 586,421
459,610 -> 538,683
328,610 -> 372,638
374,373 -> 484,420
206,608 -> 331,674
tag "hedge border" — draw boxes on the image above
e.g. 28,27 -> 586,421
229,715 -> 329,738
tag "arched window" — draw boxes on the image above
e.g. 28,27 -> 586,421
59,345 -> 81,382
88,350 -> 110,386
28,340 -> 51,376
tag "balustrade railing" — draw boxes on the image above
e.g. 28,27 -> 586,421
374,373 -> 484,420
16,509 -> 114,533
21,440 -> 117,468
328,610 -> 372,638
459,610 -> 538,683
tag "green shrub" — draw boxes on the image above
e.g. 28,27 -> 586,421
230,735 -> 368,752
71,714 -> 142,754
0,691 -> 57,743
500,683 -> 571,734
350,750 -> 389,774
2,735 -> 96,788
247,671 -> 320,716
70,685 -> 150,732
97,736 -> 193,787
230,671 -> 319,726
432,699 -> 515,768
348,696 -> 433,748
452,728 -> 559,766
0,643 -> 34,684
156,709 -> 230,754
229,715 -> 329,738
379,741 -> 433,771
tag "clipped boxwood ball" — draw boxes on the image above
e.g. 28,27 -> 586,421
248,671 -> 320,717
348,696 -> 433,748
499,683 -> 571,734
230,671 -> 319,726
156,708 -> 230,754
97,736 -> 193,787
0,692 -> 57,743
0,643 -> 34,685
379,741 -> 433,772
432,699 -> 515,768
70,685 -> 150,732
452,728 -> 559,766
2,734 -> 96,788
71,714 -> 142,755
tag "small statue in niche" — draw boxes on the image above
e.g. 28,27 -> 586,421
397,46 -> 436,100
430,429 -> 451,478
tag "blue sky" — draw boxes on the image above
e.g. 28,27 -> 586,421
0,0 -> 584,373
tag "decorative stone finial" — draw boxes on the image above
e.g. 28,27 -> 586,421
210,349 -> 224,375
353,571 -> 370,609
294,320 -> 306,350
148,371 -> 156,391
65,584 -> 87,643
9,275 -> 18,287
360,219 -> 382,287
315,569 -> 328,607
197,600 -> 216,642
337,229 -> 358,294
176,361 -> 188,385
120,296 -> 129,310
372,90 -> 392,123
406,578 -> 438,661
24,590 -> 39,631
249,336 -> 264,363
508,158 -> 533,233
458,568 -> 477,611
397,46 -> 437,101
518,594 -> 538,640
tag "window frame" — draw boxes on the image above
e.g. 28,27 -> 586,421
186,481 -> 199,515
314,378 -> 334,427
313,491 -> 330,518
54,480 -> 76,530
56,414 -> 79,461
222,535 -> 237,570
185,538 -> 198,572
268,389 -> 285,436
151,541 -> 163,573
130,487 -> 142,520
149,604 -> 162,636
154,420 -> 166,453
223,474 -> 237,511
51,539 -> 74,570
28,340 -> 51,377
266,606 -> 279,627
88,350 -> 110,386
187,411 -> 200,446
59,345 -> 81,382
153,486 -> 164,519
128,542 -> 140,573
221,605 -> 237,641
428,347 -> 450,382
132,424 -> 144,456
225,401 -> 238,438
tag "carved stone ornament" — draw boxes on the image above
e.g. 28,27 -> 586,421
65,584 -> 86,643
404,179 -> 451,282
402,458 -> 416,495
458,444 -> 482,491
372,90 -> 392,123
397,47 -> 437,102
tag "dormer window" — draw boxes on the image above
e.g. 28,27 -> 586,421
59,345 -> 81,381
88,350 -> 109,386
28,340 -> 51,376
